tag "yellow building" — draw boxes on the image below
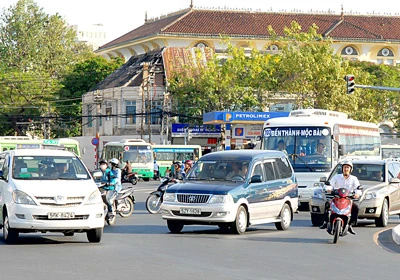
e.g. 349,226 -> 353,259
96,6 -> 400,65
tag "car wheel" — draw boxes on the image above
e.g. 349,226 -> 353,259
167,220 -> 184,233
3,213 -> 19,244
375,199 -> 389,227
231,205 -> 248,234
275,203 -> 292,230
311,213 -> 324,227
87,228 -> 103,243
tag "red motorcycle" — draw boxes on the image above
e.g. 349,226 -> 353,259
327,187 -> 356,244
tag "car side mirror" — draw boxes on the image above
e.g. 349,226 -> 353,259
0,170 -> 3,179
250,175 -> 262,183
92,170 -> 102,181
338,144 -> 344,156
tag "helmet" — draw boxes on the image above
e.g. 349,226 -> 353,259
341,160 -> 353,171
109,158 -> 120,166
99,159 -> 107,165
185,160 -> 193,166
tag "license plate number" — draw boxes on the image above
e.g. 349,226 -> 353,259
48,212 -> 75,219
180,208 -> 201,215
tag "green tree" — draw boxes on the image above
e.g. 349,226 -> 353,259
0,0 -> 92,136
53,55 -> 124,137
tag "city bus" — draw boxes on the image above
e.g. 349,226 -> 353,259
152,144 -> 202,177
101,139 -> 153,181
0,137 -> 81,157
261,109 -> 381,208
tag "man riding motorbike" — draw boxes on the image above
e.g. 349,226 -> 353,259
320,160 -> 361,235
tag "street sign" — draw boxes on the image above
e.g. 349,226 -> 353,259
124,146 -> 130,151
91,138 -> 99,146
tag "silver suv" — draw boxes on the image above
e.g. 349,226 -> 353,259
309,159 -> 400,227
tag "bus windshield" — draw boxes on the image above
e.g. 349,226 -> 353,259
263,126 -> 332,171
123,145 -> 153,164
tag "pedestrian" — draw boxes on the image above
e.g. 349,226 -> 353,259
154,160 -> 159,179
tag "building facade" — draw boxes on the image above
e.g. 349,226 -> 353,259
82,6 -> 400,144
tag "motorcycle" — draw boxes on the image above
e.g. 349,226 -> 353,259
122,171 -> 138,185
326,187 -> 360,243
145,177 -> 176,214
99,184 -> 135,225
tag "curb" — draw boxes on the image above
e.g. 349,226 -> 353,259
392,225 -> 400,245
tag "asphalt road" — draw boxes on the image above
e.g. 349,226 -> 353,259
0,180 -> 399,280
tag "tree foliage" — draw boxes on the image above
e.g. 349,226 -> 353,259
53,55 -> 123,137
168,21 -> 400,128
0,0 -> 92,136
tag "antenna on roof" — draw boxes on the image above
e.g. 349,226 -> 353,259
190,0 -> 193,9
341,5 -> 344,20
145,11 -> 148,23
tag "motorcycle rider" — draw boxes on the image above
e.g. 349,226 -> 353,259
320,160 -> 361,235
99,158 -> 122,219
122,160 -> 132,178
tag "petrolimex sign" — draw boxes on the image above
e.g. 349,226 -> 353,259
224,111 -> 289,123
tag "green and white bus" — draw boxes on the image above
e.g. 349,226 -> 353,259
152,144 -> 202,177
0,137 -> 81,157
102,139 -> 154,181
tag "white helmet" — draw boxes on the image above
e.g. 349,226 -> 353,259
341,160 -> 353,172
109,158 -> 120,167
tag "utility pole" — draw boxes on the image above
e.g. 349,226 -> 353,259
93,90 -> 103,168
141,63 -> 149,139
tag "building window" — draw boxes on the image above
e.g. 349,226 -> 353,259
126,100 -> 136,124
145,100 -> 162,125
378,48 -> 394,57
105,102 -> 112,121
341,46 -> 358,56
195,42 -> 208,48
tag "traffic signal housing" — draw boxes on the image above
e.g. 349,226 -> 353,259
344,74 -> 355,94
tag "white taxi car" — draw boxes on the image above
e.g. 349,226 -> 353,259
0,149 -> 104,243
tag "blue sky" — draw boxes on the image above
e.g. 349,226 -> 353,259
2,0 -> 400,41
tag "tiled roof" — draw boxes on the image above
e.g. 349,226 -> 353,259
93,49 -> 164,90
98,8 -> 400,51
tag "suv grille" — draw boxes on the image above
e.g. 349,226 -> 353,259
177,194 -> 210,203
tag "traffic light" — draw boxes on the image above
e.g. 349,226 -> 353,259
344,74 -> 355,94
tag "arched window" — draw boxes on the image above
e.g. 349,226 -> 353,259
195,42 -> 208,48
341,46 -> 358,56
377,48 -> 394,57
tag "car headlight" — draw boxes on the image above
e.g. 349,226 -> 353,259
163,193 -> 175,202
312,188 -> 324,199
13,190 -> 37,205
364,191 -> 377,200
85,190 -> 103,205
208,195 -> 233,204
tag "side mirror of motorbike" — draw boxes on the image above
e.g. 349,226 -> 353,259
357,185 -> 363,190
319,176 -> 327,182
324,181 -> 331,186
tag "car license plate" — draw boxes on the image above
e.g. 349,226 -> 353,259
180,208 -> 201,215
48,212 -> 75,219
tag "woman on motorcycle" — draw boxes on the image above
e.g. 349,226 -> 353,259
99,158 -> 122,218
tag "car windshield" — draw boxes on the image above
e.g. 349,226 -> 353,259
328,163 -> 385,183
186,160 -> 250,181
12,156 -> 90,180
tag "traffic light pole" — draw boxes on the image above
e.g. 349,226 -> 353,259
355,84 -> 400,92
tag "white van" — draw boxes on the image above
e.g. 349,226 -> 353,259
0,149 -> 104,244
